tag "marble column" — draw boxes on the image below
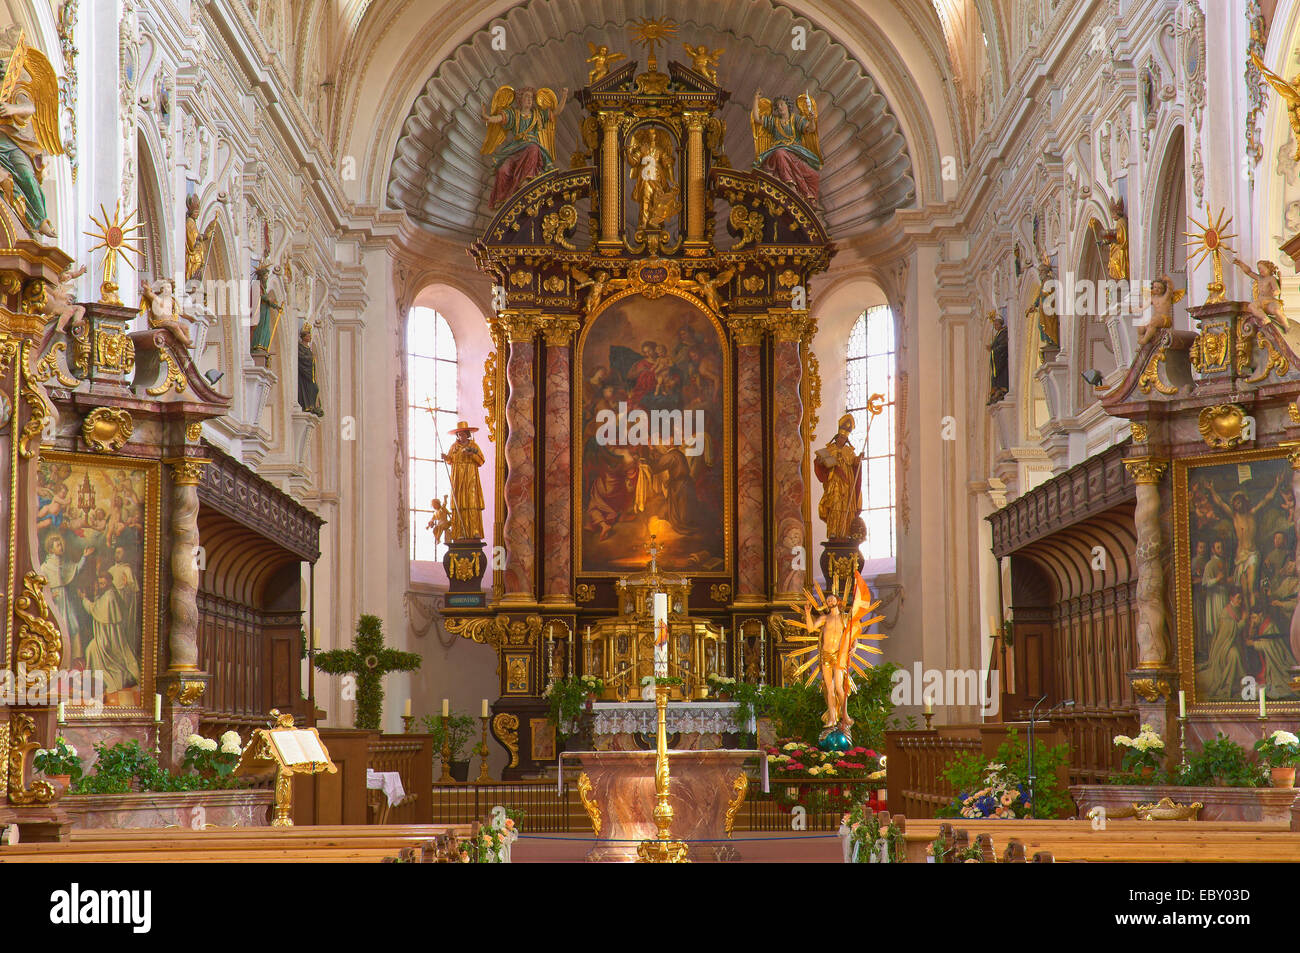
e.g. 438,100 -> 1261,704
502,313 -> 539,603
164,458 -> 212,670
731,317 -> 767,602
1124,456 -> 1175,753
771,311 -> 809,599
541,317 -> 579,603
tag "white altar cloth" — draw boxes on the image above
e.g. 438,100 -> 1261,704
589,700 -> 747,736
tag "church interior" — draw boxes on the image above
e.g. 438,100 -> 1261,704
5,0 -> 1300,891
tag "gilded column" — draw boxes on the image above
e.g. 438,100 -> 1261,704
771,311 -> 810,599
1124,457 -> 1170,668
684,113 -> 706,248
731,316 -> 767,602
502,313 -> 539,603
541,317 -> 579,602
164,457 -> 211,670
600,112 -> 621,248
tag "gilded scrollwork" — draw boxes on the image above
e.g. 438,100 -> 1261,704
145,342 -> 187,397
577,771 -> 602,836
165,680 -> 206,706
492,712 -> 520,768
14,571 -> 61,673
482,350 -> 497,442
724,771 -> 748,837
1137,347 -> 1178,396
8,713 -> 57,805
1131,677 -> 1171,703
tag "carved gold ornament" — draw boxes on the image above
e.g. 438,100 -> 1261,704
709,583 -> 732,603
167,457 -> 211,486
1197,404 -> 1248,448
492,713 -> 520,768
1123,458 -> 1168,486
625,258 -> 683,299
1134,797 -> 1202,821
14,571 -> 62,673
1290,402 -> 1300,424
166,680 -> 206,707
1138,347 -> 1178,395
741,274 -> 764,293
1131,677 -> 1171,702
1245,333 -> 1290,384
577,771 -> 602,835
1189,327 -> 1228,372
541,204 -> 578,250
509,269 -> 532,288
31,340 -> 78,386
146,343 -> 187,397
81,406 -> 134,453
542,275 -> 566,293
729,205 -> 763,249
448,551 -> 483,580
575,583 -> 596,603
724,771 -> 748,837
8,713 -> 57,805
16,340 -> 51,458
1130,422 -> 1148,443
186,421 -> 203,441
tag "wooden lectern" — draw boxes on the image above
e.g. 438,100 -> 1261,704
235,710 -> 336,827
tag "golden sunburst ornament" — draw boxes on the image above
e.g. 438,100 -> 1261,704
85,201 -> 144,305
1184,207 -> 1237,305
783,572 -> 887,688
630,16 -> 677,73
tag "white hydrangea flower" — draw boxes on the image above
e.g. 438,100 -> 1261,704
186,733 -> 203,747
220,730 -> 241,748
199,737 -> 219,752
1271,729 -> 1299,747
1113,734 -> 1133,747
64,744 -> 77,758
220,740 -> 241,755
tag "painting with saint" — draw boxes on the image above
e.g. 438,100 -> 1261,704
36,455 -> 155,710
1184,454 -> 1299,702
577,293 -> 727,574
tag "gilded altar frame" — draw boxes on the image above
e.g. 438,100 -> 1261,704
572,284 -> 733,577
36,450 -> 161,720
1172,444 -> 1300,711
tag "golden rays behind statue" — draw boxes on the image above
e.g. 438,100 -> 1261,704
785,571 -> 886,749
85,201 -> 144,305
1184,207 -> 1237,305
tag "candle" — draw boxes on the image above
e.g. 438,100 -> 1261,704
57,701 -> 65,724
481,698 -> 489,718
154,693 -> 162,722
312,627 -> 319,649
923,695 -> 933,715
1260,687 -> 1266,719
1178,690 -> 1185,719
403,698 -> 412,717
442,698 -> 449,718
988,615 -> 999,639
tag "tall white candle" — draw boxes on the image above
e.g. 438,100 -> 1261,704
653,592 -> 669,677
1260,687 -> 1267,719
1178,690 -> 1185,719
57,701 -> 65,724
403,698 -> 412,717
481,698 -> 489,718
154,693 -> 162,722
442,698 -> 450,718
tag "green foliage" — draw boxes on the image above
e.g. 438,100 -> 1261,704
1255,730 -> 1300,768
1178,733 -> 1268,787
936,728 -> 1072,820
314,614 -> 422,730
729,662 -> 899,751
70,740 -> 246,794
542,676 -> 603,739
844,800 -> 906,863
33,737 -> 83,780
420,713 -> 477,760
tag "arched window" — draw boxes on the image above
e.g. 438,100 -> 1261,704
408,307 -> 459,563
845,305 -> 896,567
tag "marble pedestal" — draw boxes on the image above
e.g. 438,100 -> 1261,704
560,749 -> 764,862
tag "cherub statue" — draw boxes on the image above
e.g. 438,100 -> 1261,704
46,263 -> 86,334
480,84 -> 568,209
682,43 -> 723,83
570,267 -> 626,313
1252,52 -> 1300,162
1234,256 -> 1287,331
1136,275 -> 1185,348
140,278 -> 193,348
0,28 -> 62,238
785,572 -> 885,740
586,43 -> 625,84
688,268 -> 734,313
751,89 -> 822,204
426,495 -> 453,546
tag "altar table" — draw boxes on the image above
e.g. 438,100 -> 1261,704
589,700 -> 749,750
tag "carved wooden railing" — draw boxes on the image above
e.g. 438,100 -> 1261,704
885,729 -> 982,819
366,735 -> 434,824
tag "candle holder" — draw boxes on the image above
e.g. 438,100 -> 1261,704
438,714 -> 454,783
1177,713 -> 1188,769
475,716 -> 493,784
922,710 -> 934,731
154,721 -> 162,760
401,714 -> 415,734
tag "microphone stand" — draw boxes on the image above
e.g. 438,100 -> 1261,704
1027,695 -> 1047,819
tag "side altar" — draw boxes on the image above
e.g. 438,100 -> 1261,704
438,20 -> 837,778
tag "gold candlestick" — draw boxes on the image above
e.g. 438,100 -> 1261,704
438,714 -> 454,783
401,714 -> 415,734
476,715 -> 493,784
636,682 -> 690,863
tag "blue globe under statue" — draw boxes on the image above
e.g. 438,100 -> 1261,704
820,729 -> 852,752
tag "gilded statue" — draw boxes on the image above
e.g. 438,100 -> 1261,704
480,84 -> 569,210
987,310 -> 1008,404
140,278 -> 193,348
0,28 -> 63,237
1089,196 -> 1129,281
786,573 -> 885,740
683,43 -> 723,83
687,268 -> 734,313
185,193 -> 218,282
426,495 -> 453,546
446,420 -> 486,541
570,266 -> 626,312
1234,256 -> 1287,331
625,125 -> 680,231
750,90 -> 822,204
1251,52 -> 1300,162
586,43 -> 625,84
815,410 -> 876,541
1136,275 -> 1184,349
1027,254 -> 1059,355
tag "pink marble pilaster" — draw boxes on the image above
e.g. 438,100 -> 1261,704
732,319 -> 766,601
502,316 -> 538,602
541,319 -> 578,601
771,317 -> 808,598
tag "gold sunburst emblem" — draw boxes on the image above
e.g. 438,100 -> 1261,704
85,201 -> 144,305
1184,207 -> 1237,305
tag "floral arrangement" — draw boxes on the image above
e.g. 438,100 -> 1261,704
543,676 -> 604,738
458,813 -> 520,863
841,797 -> 904,863
1254,729 -> 1300,768
707,674 -> 737,697
765,740 -> 884,780
1113,723 -> 1165,777
952,762 -> 1031,820
33,737 -> 83,782
182,731 -> 243,778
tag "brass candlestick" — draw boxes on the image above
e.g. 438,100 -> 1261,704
636,683 -> 690,863
1178,714 -> 1189,769
401,714 -> 415,734
475,715 -> 493,784
438,714 -> 453,783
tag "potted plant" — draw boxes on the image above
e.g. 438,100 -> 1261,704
1111,724 -> 1166,782
542,677 -> 603,738
33,737 -> 83,793
181,731 -> 243,780
1254,729 -> 1300,788
422,712 -> 476,781
707,673 -> 737,700
1177,733 -> 1267,788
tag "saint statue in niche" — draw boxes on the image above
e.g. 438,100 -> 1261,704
0,27 -> 61,237
625,125 -> 680,231
987,310 -> 1008,405
814,410 -> 876,542
297,322 -> 324,416
480,84 -> 569,210
750,90 -> 822,204
185,193 -> 218,282
445,420 -> 486,541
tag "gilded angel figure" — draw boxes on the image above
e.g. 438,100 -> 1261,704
586,43 -> 625,84
1251,52 -> 1300,162
480,84 -> 569,209
682,44 -> 723,83
750,89 -> 822,204
0,28 -> 63,237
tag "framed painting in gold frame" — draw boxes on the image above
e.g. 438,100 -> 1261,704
1173,446 -> 1299,709
35,451 -> 160,719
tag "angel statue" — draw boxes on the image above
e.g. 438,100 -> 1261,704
426,495 -> 453,546
586,43 -> 625,84
0,28 -> 63,238
45,263 -> 87,335
570,266 -> 626,313
1251,52 -> 1300,162
1234,256 -> 1287,332
750,89 -> 822,204
1136,275 -> 1185,349
785,572 -> 886,745
687,268 -> 734,313
480,84 -> 569,210
625,125 -> 680,231
683,43 -> 723,83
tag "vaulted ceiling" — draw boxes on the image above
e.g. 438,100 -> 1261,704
384,0 -> 919,243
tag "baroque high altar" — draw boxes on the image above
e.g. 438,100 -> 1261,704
440,22 -> 837,777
